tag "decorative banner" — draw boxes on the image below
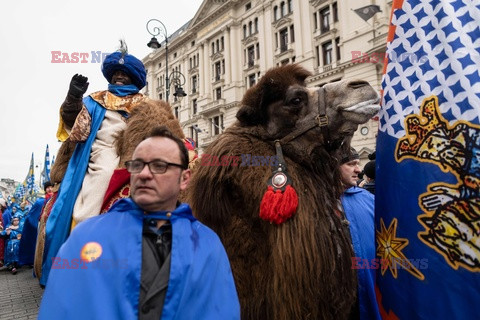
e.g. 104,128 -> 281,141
40,144 -> 51,188
377,0 -> 480,319
21,153 -> 39,203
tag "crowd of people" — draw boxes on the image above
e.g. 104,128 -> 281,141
1,42 -> 380,319
0,182 -> 53,274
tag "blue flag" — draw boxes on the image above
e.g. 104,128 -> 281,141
40,144 -> 51,187
377,0 -> 480,319
22,153 -> 39,203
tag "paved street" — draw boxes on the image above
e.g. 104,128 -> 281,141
0,266 -> 43,319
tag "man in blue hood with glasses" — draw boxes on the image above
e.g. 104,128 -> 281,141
38,42 -> 153,286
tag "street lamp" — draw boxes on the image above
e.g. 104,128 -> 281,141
146,18 -> 171,101
170,70 -> 187,101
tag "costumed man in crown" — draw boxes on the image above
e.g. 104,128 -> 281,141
37,41 -> 152,286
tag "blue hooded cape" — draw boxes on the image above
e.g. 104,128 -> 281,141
38,198 -> 240,320
19,197 -> 45,265
341,187 -> 381,320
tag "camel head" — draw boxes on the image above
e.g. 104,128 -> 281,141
236,64 -> 380,157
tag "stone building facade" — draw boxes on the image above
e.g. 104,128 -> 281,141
142,0 -> 392,164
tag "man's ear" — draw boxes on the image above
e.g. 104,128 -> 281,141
180,169 -> 191,191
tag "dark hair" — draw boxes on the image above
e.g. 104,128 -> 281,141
44,181 -> 54,192
340,147 -> 360,164
144,126 -> 188,169
363,160 -> 376,179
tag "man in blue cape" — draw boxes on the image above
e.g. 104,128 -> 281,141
339,147 -> 381,320
39,42 -> 151,286
39,126 -> 240,319
18,181 -> 53,266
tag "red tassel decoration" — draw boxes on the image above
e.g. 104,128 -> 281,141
260,185 -> 298,224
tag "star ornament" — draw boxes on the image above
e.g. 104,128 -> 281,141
376,218 -> 425,280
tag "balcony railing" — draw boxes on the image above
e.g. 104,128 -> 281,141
199,98 -> 225,115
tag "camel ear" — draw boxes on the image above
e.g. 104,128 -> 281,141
236,87 -> 267,126
236,104 -> 259,125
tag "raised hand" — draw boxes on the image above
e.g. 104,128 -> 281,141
68,73 -> 89,98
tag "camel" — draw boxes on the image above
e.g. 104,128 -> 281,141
187,64 -> 380,319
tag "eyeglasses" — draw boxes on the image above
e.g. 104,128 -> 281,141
125,159 -> 185,174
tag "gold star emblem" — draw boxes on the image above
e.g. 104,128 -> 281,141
377,218 -> 425,280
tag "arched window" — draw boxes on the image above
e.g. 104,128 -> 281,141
243,25 -> 247,38
273,6 -> 278,21
280,2 -> 285,17
249,21 -> 253,35
254,18 -> 258,33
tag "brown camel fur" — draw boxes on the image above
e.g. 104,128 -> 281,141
187,64 -> 380,320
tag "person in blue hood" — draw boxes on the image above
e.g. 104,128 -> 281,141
338,147 -> 380,320
39,126 -> 240,320
38,41 -> 153,286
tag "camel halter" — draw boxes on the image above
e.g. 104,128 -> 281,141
277,87 -> 331,147
259,88 -> 330,224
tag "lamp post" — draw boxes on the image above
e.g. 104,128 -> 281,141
170,70 -> 187,101
146,18 -> 170,102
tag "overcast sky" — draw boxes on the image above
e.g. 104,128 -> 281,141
0,0 -> 203,183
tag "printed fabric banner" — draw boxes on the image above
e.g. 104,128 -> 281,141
376,0 -> 480,319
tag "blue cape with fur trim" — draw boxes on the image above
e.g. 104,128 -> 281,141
102,52 -> 146,90
38,199 -> 240,320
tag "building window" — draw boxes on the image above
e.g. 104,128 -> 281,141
212,42 -> 215,54
191,75 -> 198,93
316,45 -> 320,67
192,99 -> 197,114
243,25 -> 247,39
248,74 -> 256,87
274,6 -> 278,21
191,40 -> 195,47
215,87 -> 222,100
335,37 -> 341,61
333,2 -> 338,22
249,21 -> 253,36
221,37 -> 224,51
313,12 -> 318,30
254,18 -> 258,33
173,52 -> 177,58
322,41 -> 333,65
247,45 -> 255,66
189,126 -> 199,147
245,2 -> 251,11
290,25 -> 295,43
211,115 -> 224,136
279,28 -> 288,52
320,6 -> 330,33
288,0 -> 292,13
256,43 -> 260,60
215,62 -> 221,80
280,1 -> 285,17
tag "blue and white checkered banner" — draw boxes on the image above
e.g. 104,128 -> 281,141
376,0 -> 480,319
40,144 -> 51,187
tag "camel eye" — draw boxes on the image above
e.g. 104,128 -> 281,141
290,97 -> 302,106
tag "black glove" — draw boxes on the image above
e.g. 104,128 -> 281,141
68,74 -> 89,98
